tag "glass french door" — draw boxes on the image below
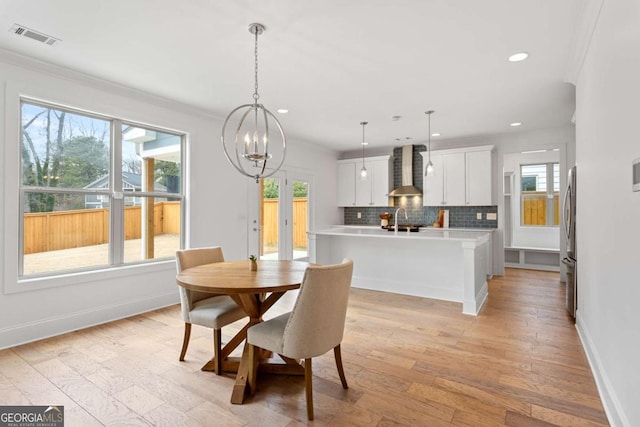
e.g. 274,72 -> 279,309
290,177 -> 310,260
248,171 -> 311,261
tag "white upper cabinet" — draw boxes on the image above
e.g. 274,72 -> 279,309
423,154 -> 444,205
465,149 -> 493,205
337,156 -> 391,207
421,146 -> 494,206
337,161 -> 356,206
443,152 -> 466,205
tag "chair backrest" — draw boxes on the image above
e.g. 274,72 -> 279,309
175,247 -> 225,322
281,258 -> 353,359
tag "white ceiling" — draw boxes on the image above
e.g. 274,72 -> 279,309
0,0 -> 581,152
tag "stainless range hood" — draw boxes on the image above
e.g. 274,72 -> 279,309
388,145 -> 422,197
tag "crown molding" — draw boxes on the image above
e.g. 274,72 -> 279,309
565,0 -> 605,85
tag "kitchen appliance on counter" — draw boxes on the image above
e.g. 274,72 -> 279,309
562,165 -> 577,319
379,212 -> 392,227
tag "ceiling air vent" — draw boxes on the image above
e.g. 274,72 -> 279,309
9,24 -> 60,46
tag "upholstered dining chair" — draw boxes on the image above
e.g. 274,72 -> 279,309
175,247 -> 246,374
246,258 -> 354,420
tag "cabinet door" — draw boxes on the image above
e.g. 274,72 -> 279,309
355,160 -> 372,206
337,162 -> 356,206
444,153 -> 466,205
466,150 -> 492,205
370,159 -> 390,206
424,154 -> 444,206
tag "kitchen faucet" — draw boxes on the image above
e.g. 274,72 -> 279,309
394,207 -> 408,235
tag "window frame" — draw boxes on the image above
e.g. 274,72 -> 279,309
519,162 -> 559,228
17,97 -> 186,280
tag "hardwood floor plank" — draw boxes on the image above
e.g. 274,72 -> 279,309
113,385 -> 165,415
407,382 -> 507,420
499,373 -> 604,410
530,404 -> 610,427
505,410 -> 558,427
433,377 -> 531,416
33,358 -> 153,426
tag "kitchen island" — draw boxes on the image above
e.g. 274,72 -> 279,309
308,226 -> 493,315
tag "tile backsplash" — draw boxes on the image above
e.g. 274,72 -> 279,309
344,206 -> 498,228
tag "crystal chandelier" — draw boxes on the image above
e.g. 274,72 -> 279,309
221,23 -> 286,183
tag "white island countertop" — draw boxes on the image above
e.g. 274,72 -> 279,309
309,226 -> 494,242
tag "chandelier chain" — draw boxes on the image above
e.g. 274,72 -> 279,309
253,26 -> 260,101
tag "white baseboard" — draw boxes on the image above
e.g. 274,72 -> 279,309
0,292 -> 179,350
504,262 -> 560,272
463,281 -> 488,316
575,311 -> 629,427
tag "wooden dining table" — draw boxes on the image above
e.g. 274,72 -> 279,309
175,259 -> 310,404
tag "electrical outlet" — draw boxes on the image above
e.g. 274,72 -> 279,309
476,213 -> 482,220
486,213 -> 497,220
357,212 -> 362,219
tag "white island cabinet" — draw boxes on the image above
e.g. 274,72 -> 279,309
308,227 -> 493,315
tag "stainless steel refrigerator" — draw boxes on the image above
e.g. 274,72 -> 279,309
562,165 -> 577,318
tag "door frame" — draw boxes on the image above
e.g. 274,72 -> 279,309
247,168 -> 314,261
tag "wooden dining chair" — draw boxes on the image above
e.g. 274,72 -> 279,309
175,247 -> 246,374
246,258 -> 354,420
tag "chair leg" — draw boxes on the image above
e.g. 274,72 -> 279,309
304,358 -> 314,421
213,328 -> 222,375
179,323 -> 191,361
334,344 -> 348,389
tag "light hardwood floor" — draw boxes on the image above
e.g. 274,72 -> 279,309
0,269 -> 609,426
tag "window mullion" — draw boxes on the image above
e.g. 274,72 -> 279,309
111,120 -> 124,265
546,163 -> 554,227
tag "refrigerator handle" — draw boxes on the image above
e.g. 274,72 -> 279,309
562,182 -> 571,241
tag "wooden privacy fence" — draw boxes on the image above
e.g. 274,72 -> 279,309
522,193 -> 560,226
23,201 -> 181,254
262,198 -> 308,248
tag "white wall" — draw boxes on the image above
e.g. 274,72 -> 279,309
0,50 -> 339,349
573,0 -> 640,425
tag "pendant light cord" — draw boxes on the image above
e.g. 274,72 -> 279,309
428,113 -> 431,162
362,123 -> 366,167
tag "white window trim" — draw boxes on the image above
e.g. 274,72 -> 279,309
3,81 -> 187,295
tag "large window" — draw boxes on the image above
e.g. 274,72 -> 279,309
20,99 -> 184,277
520,163 -> 559,227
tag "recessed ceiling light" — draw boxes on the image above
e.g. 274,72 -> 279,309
361,142 -> 369,146
552,148 -> 560,152
508,52 -> 529,62
277,109 -> 288,114
522,150 -> 547,154
431,133 -> 441,137
510,122 -> 522,127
